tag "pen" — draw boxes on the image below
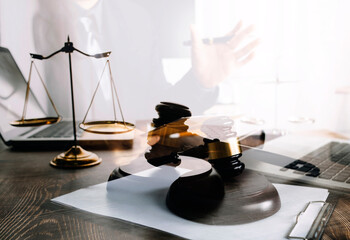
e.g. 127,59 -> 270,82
183,35 -> 234,46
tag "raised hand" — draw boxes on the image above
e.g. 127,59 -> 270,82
191,21 -> 259,88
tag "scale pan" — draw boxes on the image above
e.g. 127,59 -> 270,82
10,116 -> 62,127
79,121 -> 135,134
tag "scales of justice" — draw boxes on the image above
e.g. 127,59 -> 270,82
10,36 -> 135,168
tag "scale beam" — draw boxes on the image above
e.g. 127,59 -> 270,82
30,37 -> 111,60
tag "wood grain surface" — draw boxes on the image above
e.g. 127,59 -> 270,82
0,132 -> 349,240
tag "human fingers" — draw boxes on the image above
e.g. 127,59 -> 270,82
225,20 -> 243,37
233,38 -> 260,60
227,25 -> 255,50
237,51 -> 255,66
190,24 -> 203,48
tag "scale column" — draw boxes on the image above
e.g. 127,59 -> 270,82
68,51 -> 78,148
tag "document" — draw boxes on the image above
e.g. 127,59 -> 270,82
52,166 -> 329,240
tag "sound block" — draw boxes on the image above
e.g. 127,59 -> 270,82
108,158 -> 281,225
166,167 -> 225,219
168,169 -> 281,225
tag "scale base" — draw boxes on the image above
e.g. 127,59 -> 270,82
50,145 -> 101,168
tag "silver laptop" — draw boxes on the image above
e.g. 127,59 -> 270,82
241,133 -> 350,192
0,47 -> 133,149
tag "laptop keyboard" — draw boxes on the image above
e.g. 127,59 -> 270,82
283,142 -> 350,183
29,121 -> 84,138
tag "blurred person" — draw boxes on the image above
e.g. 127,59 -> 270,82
33,0 -> 258,122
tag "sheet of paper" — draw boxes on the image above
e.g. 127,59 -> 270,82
52,166 -> 329,240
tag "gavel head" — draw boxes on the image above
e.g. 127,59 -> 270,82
205,138 -> 245,179
146,102 -> 198,165
147,102 -> 245,179
152,102 -> 191,127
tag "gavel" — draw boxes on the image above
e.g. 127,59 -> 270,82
147,102 -> 245,180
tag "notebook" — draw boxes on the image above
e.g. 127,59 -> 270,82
241,133 -> 350,191
0,47 -> 133,149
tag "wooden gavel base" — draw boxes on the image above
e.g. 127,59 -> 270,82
109,158 -> 281,225
168,169 -> 281,225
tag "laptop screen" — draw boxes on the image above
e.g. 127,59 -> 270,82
0,47 -> 46,142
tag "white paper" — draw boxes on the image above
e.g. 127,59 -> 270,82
52,166 -> 329,240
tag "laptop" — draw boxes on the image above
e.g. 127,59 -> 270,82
241,133 -> 350,192
0,47 -> 133,150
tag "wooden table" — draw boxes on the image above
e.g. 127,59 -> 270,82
0,129 -> 349,240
